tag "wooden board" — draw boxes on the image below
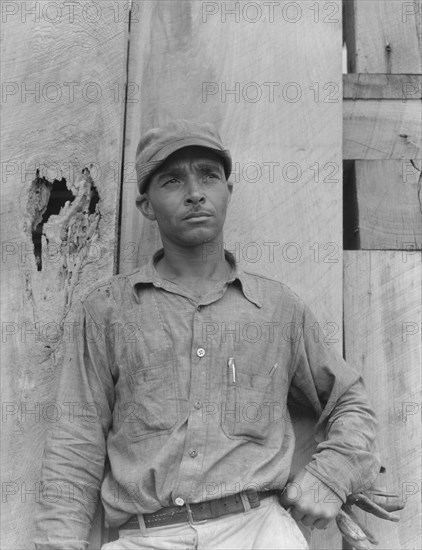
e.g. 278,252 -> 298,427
343,74 -> 422,100
0,2 -> 128,548
344,251 -> 421,550
345,160 -> 422,250
120,2 -> 343,548
121,0 -> 343,322
343,100 -> 421,159
343,0 -> 422,73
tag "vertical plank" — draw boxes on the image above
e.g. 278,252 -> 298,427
121,2 -> 343,548
344,251 -> 421,550
121,0 -> 343,321
344,0 -> 422,73
0,2 -> 128,548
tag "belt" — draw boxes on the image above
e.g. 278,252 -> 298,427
120,489 -> 280,529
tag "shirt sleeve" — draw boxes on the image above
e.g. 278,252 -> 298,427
33,299 -> 115,550
288,302 -> 381,503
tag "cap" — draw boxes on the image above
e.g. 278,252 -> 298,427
135,120 -> 232,194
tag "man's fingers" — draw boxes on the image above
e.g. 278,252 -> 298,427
313,518 -> 330,530
299,514 -> 315,527
279,486 -> 298,508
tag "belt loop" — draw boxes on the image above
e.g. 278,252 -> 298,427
137,513 -> 147,534
240,492 -> 252,514
186,502 -> 208,525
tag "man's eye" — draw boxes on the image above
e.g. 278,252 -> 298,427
204,172 -> 220,180
163,178 -> 179,185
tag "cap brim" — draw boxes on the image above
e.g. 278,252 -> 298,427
138,138 -> 232,193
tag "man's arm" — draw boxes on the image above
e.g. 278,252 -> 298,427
34,300 -> 115,550
281,302 -> 381,528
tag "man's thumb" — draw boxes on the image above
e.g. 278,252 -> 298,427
280,481 -> 302,507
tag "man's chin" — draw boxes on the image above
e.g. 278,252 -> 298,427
178,229 -> 221,248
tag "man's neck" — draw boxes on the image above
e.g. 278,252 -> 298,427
156,241 -> 231,285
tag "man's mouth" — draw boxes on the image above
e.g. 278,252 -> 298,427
183,211 -> 212,220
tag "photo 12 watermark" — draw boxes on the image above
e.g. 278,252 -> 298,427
202,81 -> 340,104
1,1 -> 136,24
201,1 -> 340,24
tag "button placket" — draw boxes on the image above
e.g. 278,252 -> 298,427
173,304 -> 209,502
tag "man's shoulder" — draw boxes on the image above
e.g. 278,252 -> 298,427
240,267 -> 306,308
79,268 -> 141,307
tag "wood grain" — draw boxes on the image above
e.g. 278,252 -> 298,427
349,160 -> 422,250
343,100 -> 421,159
343,0 -> 422,73
121,0 -> 343,325
344,251 -> 421,550
0,2 -> 127,548
343,74 -> 422,100
120,2 -> 343,548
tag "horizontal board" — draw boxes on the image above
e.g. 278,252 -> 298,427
343,100 -> 421,159
343,74 -> 422,100
344,251 -> 421,550
347,160 -> 422,250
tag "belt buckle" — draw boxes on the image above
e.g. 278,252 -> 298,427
185,502 -> 207,525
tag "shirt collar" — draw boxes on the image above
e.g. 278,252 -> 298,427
127,248 -> 262,308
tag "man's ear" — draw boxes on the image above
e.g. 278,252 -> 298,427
136,194 -> 156,221
227,179 -> 233,201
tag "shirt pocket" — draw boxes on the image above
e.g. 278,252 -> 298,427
221,363 -> 275,444
125,348 -> 179,441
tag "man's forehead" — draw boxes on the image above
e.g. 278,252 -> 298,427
156,146 -> 225,173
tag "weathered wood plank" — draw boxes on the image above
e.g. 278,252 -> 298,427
344,0 -> 422,73
121,2 -> 343,548
343,74 -> 422,100
0,2 -> 128,548
343,100 -> 421,159
121,0 -> 343,321
344,251 -> 421,550
346,160 -> 422,250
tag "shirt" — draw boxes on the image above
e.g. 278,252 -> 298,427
34,249 -> 381,549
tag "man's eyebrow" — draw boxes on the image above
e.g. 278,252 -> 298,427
156,167 -> 186,181
195,161 -> 224,172
156,161 -> 223,180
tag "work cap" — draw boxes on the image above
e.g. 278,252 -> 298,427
135,120 -> 232,194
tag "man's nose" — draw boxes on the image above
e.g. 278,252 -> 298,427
185,176 -> 205,204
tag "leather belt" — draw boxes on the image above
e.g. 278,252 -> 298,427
120,489 -> 280,529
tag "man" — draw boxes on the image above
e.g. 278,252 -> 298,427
34,120 -> 381,549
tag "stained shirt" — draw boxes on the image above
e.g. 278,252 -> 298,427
34,249 -> 381,549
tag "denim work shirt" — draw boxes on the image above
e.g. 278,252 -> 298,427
34,249 -> 381,549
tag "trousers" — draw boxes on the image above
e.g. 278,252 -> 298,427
101,497 -> 309,550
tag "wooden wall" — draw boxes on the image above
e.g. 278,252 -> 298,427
343,1 -> 421,548
1,2 -> 128,548
1,1 -> 420,549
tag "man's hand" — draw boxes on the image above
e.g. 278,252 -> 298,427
279,469 -> 343,529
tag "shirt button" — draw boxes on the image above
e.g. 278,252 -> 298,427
175,497 -> 185,506
189,449 -> 198,458
196,306 -> 202,312
194,401 -> 202,409
155,281 -> 162,287
196,348 -> 205,357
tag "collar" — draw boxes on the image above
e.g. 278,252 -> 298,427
127,248 -> 262,308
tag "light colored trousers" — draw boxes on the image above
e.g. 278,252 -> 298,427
101,497 -> 309,550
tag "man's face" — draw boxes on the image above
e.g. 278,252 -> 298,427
138,146 -> 232,248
